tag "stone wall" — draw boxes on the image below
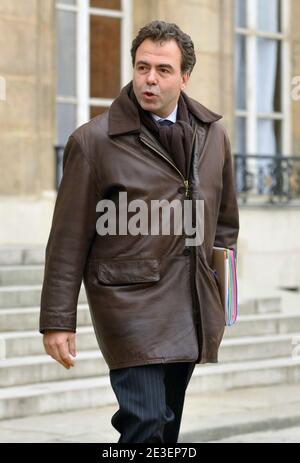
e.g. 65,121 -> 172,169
291,0 -> 300,154
238,207 -> 300,289
0,0 -> 56,196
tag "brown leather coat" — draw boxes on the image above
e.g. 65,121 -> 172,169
40,83 -> 239,369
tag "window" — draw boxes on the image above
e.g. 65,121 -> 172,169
55,0 -> 132,145
234,0 -> 291,157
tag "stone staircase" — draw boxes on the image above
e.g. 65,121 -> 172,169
0,246 -> 300,420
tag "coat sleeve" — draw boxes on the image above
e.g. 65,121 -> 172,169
39,135 -> 99,333
213,130 -> 240,259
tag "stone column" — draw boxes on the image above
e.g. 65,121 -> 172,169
0,0 -> 56,243
291,0 -> 300,154
0,0 -> 56,196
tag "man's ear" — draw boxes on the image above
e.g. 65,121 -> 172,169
181,72 -> 190,90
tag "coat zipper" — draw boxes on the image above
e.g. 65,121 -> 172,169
140,131 -> 203,357
139,135 -> 190,197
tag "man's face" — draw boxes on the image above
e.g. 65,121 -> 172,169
132,38 -> 190,118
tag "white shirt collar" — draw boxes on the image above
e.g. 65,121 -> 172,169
151,104 -> 178,124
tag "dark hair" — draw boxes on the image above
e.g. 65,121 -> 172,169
131,20 -> 196,75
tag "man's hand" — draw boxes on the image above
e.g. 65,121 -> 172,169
43,330 -> 77,369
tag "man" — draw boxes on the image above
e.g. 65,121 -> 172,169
40,21 -> 239,443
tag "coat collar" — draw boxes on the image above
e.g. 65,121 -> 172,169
108,81 -> 222,136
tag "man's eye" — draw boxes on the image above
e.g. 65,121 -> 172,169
160,69 -> 169,74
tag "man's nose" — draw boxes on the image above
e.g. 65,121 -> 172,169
146,69 -> 158,85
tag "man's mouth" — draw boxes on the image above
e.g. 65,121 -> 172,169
143,91 -> 157,98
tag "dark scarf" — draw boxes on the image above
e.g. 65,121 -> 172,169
128,84 -> 194,180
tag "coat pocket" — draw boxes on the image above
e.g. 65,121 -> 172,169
97,258 -> 160,285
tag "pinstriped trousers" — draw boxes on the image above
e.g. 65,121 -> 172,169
109,361 -> 196,443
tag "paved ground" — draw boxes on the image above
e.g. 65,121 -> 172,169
211,426 -> 300,443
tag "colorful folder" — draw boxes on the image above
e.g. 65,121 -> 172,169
212,247 -> 238,326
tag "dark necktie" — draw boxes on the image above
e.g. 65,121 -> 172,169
158,119 -> 173,126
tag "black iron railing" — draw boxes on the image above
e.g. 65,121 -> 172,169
55,147 -> 300,207
234,154 -> 300,206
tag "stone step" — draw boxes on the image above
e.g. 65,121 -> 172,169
0,247 -> 45,266
0,288 -> 282,327
0,265 -> 45,286
192,357 -> 300,392
1,357 -> 300,420
224,312 -> 300,338
0,323 -> 297,364
219,333 -> 297,363
0,307 -> 299,339
0,375 -> 114,420
0,351 -> 108,387
238,296 -> 282,315
0,304 -> 92,332
0,263 -> 283,316
0,325 -> 96,358
1,331 -> 299,386
0,284 -> 87,308
0,285 -> 42,309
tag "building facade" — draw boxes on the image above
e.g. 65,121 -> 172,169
0,0 -> 300,287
